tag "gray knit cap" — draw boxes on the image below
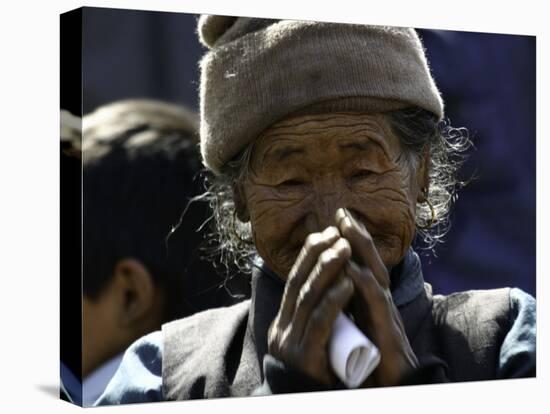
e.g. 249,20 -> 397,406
198,15 -> 444,174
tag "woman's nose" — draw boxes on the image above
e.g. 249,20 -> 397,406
305,190 -> 345,233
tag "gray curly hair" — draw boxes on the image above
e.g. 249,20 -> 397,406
198,108 -> 472,274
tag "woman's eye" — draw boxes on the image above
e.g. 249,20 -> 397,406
351,170 -> 373,180
279,179 -> 305,187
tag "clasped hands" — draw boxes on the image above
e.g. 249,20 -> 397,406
268,207 -> 418,387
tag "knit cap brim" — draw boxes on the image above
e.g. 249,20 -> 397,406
198,16 -> 443,174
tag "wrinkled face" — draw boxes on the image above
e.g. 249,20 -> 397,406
237,112 -> 428,278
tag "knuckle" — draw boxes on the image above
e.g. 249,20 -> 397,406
319,249 -> 338,268
304,232 -> 324,252
341,217 -> 353,233
304,233 -> 319,250
333,238 -> 352,259
322,225 -> 340,240
305,227 -> 339,252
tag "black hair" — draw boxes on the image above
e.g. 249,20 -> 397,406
82,100 -> 249,321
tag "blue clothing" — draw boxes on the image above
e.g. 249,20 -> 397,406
60,361 -> 82,405
95,331 -> 163,404
61,353 -> 124,406
96,250 -> 536,405
82,353 -> 123,406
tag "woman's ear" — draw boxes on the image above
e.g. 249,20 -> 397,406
233,182 -> 250,222
111,258 -> 157,328
416,145 -> 431,202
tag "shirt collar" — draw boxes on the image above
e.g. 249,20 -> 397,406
82,353 -> 124,406
390,248 -> 426,306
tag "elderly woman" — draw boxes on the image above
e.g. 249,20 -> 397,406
96,16 -> 535,405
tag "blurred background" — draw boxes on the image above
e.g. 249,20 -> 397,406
81,7 -> 536,297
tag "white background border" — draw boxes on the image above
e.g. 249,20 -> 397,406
0,0 -> 545,412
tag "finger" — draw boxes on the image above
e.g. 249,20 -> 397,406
291,238 -> 352,336
345,260 -> 393,330
278,226 -> 341,326
335,208 -> 389,289
347,262 -> 411,357
301,276 -> 355,350
389,300 -> 407,337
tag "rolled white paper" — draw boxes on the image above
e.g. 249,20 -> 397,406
328,312 -> 380,388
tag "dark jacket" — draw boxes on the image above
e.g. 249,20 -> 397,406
95,250 -> 536,405
162,261 -> 535,399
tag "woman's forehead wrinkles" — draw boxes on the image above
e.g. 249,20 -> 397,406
252,113 -> 401,172
258,133 -> 393,167
337,135 -> 391,160
266,113 -> 357,131
258,137 -> 305,166
266,146 -> 305,163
